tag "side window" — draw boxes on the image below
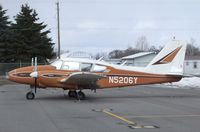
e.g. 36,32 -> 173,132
92,64 -> 107,72
62,65 -> 69,70
81,63 -> 93,72
61,62 -> 80,70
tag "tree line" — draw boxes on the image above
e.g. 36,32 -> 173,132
0,4 -> 54,63
108,36 -> 200,59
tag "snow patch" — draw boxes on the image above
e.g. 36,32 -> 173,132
165,77 -> 200,89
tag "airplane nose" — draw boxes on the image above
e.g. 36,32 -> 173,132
8,65 -> 56,85
7,69 -> 17,80
7,67 -> 35,85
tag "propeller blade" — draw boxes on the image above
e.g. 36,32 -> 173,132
34,57 -> 37,71
31,58 -> 34,66
30,57 -> 38,78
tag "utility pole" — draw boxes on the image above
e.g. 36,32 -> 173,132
56,1 -> 61,59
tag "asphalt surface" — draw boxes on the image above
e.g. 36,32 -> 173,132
1,84 -> 200,132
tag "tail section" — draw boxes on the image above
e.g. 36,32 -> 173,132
145,39 -> 187,75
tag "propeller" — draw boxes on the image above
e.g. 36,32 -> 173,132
30,57 -> 38,93
31,58 -> 34,66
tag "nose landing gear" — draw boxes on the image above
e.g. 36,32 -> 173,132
26,85 -> 36,100
26,91 -> 35,100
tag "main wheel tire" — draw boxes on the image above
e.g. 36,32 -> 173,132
26,92 -> 35,100
68,91 -> 77,98
77,91 -> 85,100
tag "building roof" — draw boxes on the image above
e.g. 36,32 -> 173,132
121,52 -> 155,60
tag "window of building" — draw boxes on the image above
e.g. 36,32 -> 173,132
193,62 -> 197,69
186,61 -> 189,66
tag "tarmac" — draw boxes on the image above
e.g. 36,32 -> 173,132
1,84 -> 200,132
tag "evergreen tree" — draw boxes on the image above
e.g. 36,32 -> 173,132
0,5 -> 10,29
0,5 -> 12,62
11,4 -> 54,62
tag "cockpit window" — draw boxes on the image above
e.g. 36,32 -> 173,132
81,63 -> 93,72
61,61 -> 80,70
50,60 -> 63,69
91,64 -> 107,72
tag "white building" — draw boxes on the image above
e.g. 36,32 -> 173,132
184,56 -> 200,75
121,52 -> 157,67
104,58 -> 122,65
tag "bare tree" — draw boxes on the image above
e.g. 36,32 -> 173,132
108,50 -> 124,58
149,45 -> 160,53
135,35 -> 149,51
108,47 -> 141,59
95,52 -> 108,60
186,38 -> 200,56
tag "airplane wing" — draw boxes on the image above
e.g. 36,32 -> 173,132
60,72 -> 106,89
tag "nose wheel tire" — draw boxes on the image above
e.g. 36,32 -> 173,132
26,92 -> 35,100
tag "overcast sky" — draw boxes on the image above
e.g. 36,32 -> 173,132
1,0 -> 200,54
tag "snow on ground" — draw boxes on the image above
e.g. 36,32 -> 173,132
164,77 -> 200,89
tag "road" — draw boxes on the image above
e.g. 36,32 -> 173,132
1,84 -> 200,132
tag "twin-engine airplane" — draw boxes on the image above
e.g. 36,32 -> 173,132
8,39 -> 187,100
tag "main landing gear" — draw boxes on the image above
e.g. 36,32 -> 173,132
68,90 -> 85,100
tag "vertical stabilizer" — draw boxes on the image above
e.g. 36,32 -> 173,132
145,40 -> 187,75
